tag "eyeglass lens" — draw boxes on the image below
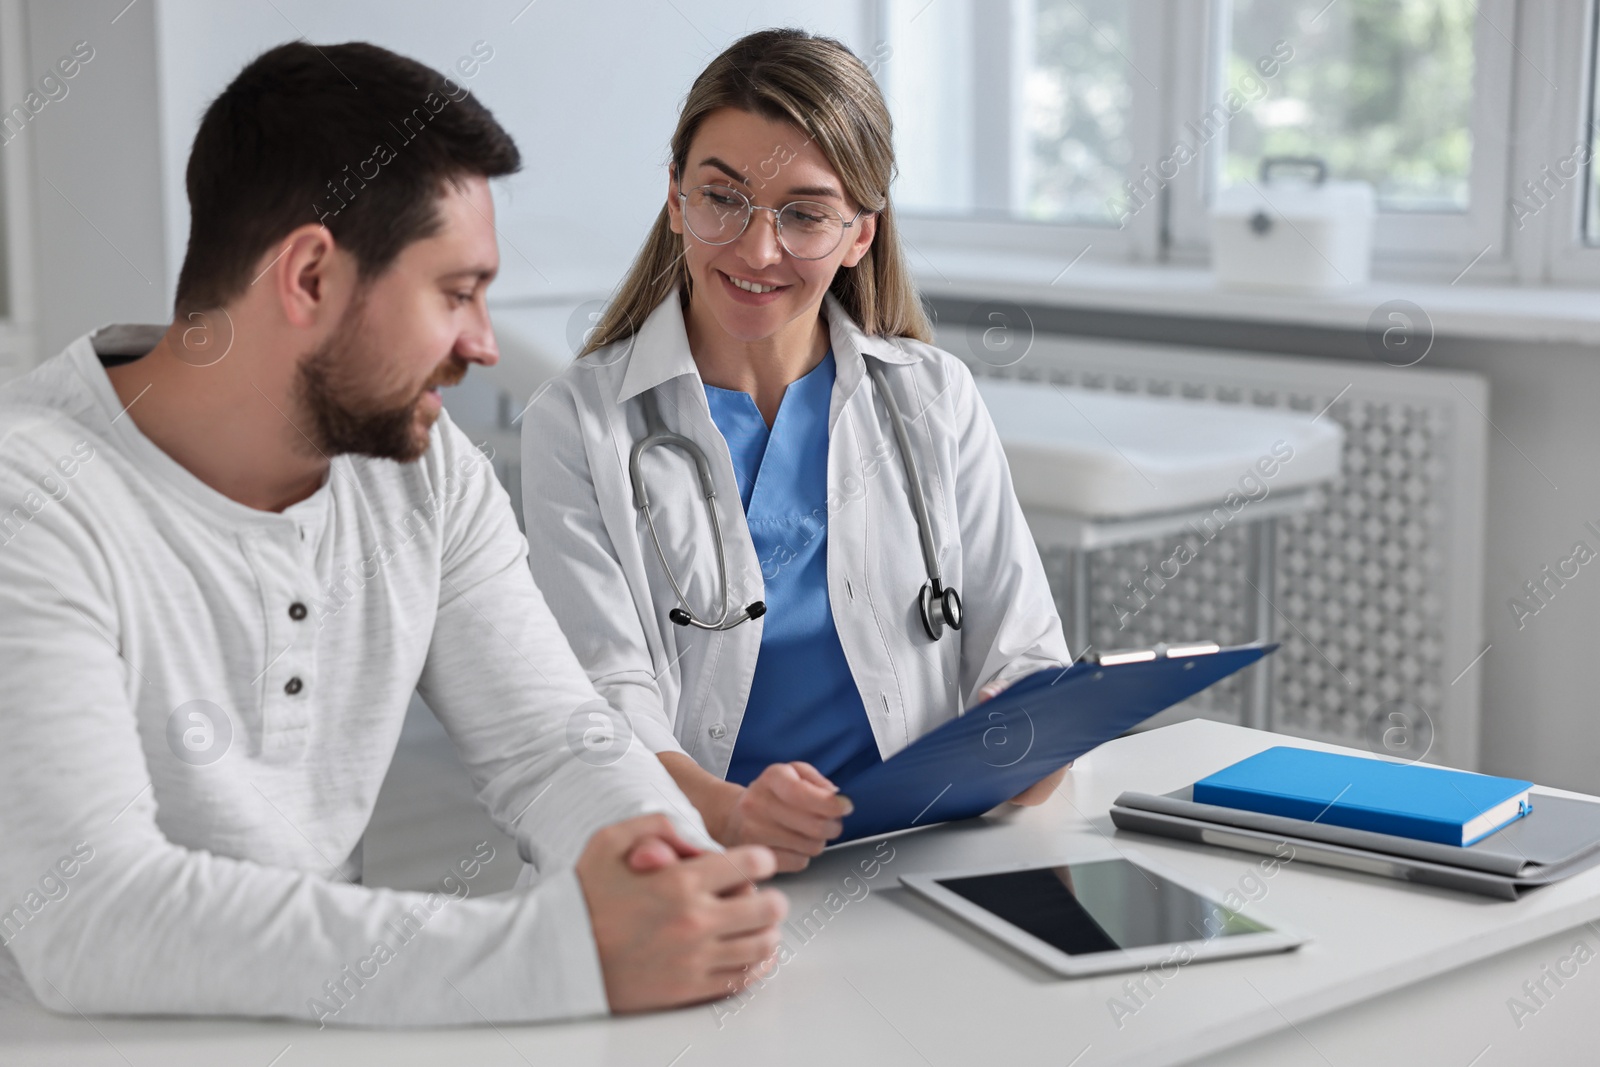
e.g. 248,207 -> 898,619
682,186 -> 849,260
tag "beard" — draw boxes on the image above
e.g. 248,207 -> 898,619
294,292 -> 468,463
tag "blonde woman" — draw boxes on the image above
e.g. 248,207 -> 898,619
521,28 -> 1070,871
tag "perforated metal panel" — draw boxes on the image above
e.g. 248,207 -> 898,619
945,330 -> 1487,768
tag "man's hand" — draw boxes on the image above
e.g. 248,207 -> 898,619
623,825 -> 704,872
721,762 -> 852,872
576,814 -> 788,1014
976,677 -> 1074,806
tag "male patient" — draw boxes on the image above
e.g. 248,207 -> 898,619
0,41 -> 784,1025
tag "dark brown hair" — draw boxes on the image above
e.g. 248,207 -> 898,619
174,41 -> 520,314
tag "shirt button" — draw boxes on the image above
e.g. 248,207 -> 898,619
708,723 -> 727,739
284,677 -> 304,696
288,602 -> 307,621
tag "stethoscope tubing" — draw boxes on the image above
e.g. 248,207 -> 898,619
630,356 -> 954,636
632,392 -> 757,631
864,359 -> 945,594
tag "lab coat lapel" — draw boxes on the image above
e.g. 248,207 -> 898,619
611,291 -> 766,775
822,293 -> 919,433
612,290 -> 768,614
617,290 -> 700,404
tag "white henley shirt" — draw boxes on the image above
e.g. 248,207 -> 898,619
0,325 -> 705,1026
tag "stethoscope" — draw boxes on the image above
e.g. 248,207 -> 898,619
628,359 -> 963,641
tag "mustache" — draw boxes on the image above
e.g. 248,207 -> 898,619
424,357 -> 470,393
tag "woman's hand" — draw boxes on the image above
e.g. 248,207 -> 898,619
657,753 -> 851,872
1008,766 -> 1070,806
976,677 -> 1073,806
723,762 -> 852,872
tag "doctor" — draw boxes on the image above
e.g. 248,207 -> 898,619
521,28 -> 1071,871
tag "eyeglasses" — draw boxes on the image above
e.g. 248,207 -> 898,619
678,185 -> 870,261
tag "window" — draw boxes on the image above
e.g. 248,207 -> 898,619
0,150 -> 10,323
1586,1 -> 1600,245
0,0 -> 26,338
1524,0 -> 1600,283
882,0 -> 1136,226
881,0 -> 975,217
0,0 -> 37,380
879,0 -> 1530,277
1224,0 -> 1477,214
1023,0 -> 1135,223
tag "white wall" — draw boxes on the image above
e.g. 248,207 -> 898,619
22,0 -> 169,356
152,0 -> 868,307
16,0 -> 868,354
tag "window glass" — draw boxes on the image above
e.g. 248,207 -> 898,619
1584,5 -> 1600,244
1226,0 -> 1476,212
884,0 -> 1134,224
1023,0 -> 1134,222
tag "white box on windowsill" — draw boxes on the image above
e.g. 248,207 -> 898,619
1211,173 -> 1375,293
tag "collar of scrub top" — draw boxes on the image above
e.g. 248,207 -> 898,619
615,289 -> 963,641
614,290 -> 921,406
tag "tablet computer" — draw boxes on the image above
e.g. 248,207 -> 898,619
901,850 -> 1306,977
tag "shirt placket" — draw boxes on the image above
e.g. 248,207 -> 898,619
239,526 -> 319,762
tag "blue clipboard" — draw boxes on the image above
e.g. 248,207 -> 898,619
832,641 -> 1278,843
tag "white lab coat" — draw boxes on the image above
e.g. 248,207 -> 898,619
519,290 -> 1070,779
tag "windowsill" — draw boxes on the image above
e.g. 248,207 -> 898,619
910,249 -> 1600,347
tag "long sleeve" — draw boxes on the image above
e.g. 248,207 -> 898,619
519,378 -> 690,758
421,418 -> 710,874
946,359 -> 1074,702
0,406 -> 703,1026
0,490 -> 587,1025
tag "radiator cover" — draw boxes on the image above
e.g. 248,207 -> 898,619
941,328 -> 1488,770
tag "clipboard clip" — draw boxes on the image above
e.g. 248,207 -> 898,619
1079,641 -> 1223,668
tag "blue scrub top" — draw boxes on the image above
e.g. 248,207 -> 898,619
704,351 -> 882,787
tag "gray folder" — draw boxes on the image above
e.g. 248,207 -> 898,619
1110,785 -> 1600,900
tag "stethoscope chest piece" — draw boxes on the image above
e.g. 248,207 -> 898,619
919,582 -> 964,641
634,357 -> 962,643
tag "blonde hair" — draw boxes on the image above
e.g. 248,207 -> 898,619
581,28 -> 932,355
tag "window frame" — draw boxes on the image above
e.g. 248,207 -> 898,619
0,0 -> 37,364
1531,0 -> 1600,284
879,0 -> 1171,266
882,0 -> 1536,286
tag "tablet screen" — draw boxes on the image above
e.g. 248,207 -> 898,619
935,859 -> 1269,956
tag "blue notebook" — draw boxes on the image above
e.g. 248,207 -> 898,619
1193,747 -> 1533,847
831,642 -> 1276,843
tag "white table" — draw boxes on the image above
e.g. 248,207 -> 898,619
4,720 -> 1598,1066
